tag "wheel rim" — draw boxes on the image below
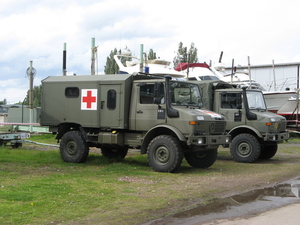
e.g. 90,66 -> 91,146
154,145 -> 170,165
66,140 -> 78,156
236,142 -> 252,157
195,152 -> 206,159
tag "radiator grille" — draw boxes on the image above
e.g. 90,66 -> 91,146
196,120 -> 226,134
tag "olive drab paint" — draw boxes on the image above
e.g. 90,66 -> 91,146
41,73 -> 231,172
196,80 -> 289,163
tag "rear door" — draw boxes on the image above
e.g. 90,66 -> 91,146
99,84 -> 122,128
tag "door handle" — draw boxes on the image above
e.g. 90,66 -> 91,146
101,101 -> 105,109
137,110 -> 143,113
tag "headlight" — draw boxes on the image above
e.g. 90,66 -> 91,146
198,138 -> 205,144
226,136 -> 230,143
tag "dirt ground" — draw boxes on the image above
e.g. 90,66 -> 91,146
142,140 -> 300,225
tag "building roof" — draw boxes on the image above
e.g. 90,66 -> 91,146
225,62 -> 300,70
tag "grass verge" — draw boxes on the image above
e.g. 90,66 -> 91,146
0,135 -> 300,225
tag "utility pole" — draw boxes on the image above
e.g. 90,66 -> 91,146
91,38 -> 96,75
63,43 -> 67,76
140,44 -> 144,73
248,56 -> 252,89
272,60 -> 277,91
28,61 -> 34,132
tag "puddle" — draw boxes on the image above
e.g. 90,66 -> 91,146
143,177 -> 300,225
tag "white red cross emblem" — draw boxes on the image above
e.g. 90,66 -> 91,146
81,89 -> 97,110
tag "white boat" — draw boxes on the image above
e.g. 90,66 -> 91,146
114,55 -> 186,78
174,62 -> 220,80
277,92 -> 300,130
277,91 -> 300,118
114,53 -> 295,113
262,90 -> 296,113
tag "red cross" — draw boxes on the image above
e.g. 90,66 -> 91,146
82,91 -> 96,108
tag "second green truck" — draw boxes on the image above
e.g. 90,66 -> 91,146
196,80 -> 289,163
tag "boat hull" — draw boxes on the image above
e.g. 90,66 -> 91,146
263,91 -> 295,113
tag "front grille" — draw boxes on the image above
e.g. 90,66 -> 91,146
279,120 -> 287,132
196,120 -> 226,134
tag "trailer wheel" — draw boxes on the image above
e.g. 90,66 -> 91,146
147,135 -> 183,173
12,143 -> 22,149
230,133 -> 261,163
60,131 -> 89,163
101,147 -> 128,161
259,142 -> 278,160
185,149 -> 218,168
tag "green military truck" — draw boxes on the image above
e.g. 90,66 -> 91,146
196,80 -> 289,163
41,73 -> 230,172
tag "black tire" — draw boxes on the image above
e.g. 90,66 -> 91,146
230,133 -> 261,163
101,147 -> 128,161
147,135 -> 183,173
185,149 -> 218,168
259,143 -> 278,160
12,143 -> 22,149
60,131 -> 89,163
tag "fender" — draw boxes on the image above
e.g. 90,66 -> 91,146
228,125 -> 263,139
140,124 -> 186,154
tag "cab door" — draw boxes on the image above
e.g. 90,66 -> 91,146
135,82 -> 166,131
218,92 -> 245,130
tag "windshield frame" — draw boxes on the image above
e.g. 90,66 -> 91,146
246,90 -> 267,110
169,81 -> 203,107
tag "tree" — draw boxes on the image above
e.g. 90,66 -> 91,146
104,48 -> 119,74
104,47 -> 157,74
24,85 -> 42,107
104,48 -> 133,74
173,42 -> 198,67
147,49 -> 157,60
0,98 -> 7,105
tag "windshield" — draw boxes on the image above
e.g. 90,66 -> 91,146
170,82 -> 202,107
246,91 -> 267,110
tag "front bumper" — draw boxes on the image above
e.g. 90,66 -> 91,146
187,134 -> 231,147
264,131 -> 290,142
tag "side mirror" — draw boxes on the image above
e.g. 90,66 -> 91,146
153,97 -> 162,104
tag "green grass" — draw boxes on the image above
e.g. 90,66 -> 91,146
0,125 -> 11,132
27,133 -> 58,145
0,136 -> 300,224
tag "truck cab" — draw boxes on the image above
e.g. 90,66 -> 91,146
197,80 -> 289,163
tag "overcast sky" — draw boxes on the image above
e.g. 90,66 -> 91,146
1,0 -> 300,103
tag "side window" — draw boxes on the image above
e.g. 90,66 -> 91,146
65,87 -> 79,98
107,89 -> 116,110
140,84 -> 155,104
139,83 -> 165,104
221,93 -> 238,109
